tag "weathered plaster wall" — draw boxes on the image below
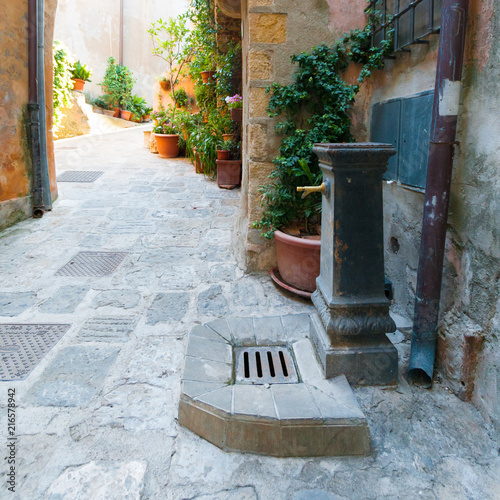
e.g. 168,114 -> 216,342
54,0 -> 189,104
0,0 -> 58,231
235,0 -> 367,272
349,0 -> 499,434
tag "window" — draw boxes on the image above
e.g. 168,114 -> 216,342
367,0 -> 442,52
370,91 -> 434,189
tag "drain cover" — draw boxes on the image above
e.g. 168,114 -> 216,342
0,324 -> 71,381
56,251 -> 128,277
235,346 -> 299,385
57,171 -> 104,182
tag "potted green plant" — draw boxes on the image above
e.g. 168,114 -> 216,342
253,23 -> 394,295
159,76 -> 171,91
143,106 -> 153,122
216,138 -> 241,189
216,137 -> 232,160
173,88 -> 189,108
226,94 -> 243,122
152,106 -> 180,158
71,60 -> 92,91
99,57 -> 135,117
129,95 -> 148,122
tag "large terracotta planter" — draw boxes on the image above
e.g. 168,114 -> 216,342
201,70 -> 216,83
72,78 -> 85,91
273,229 -> 321,294
230,108 -> 242,122
216,160 -> 241,189
120,110 -> 132,121
154,133 -> 180,158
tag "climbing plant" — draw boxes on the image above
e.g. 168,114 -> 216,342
52,41 -> 74,128
253,15 -> 394,239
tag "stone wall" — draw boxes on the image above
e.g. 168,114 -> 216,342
0,0 -> 58,231
235,0 -> 366,272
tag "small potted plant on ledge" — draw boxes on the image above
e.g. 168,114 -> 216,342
143,106 -> 153,122
216,139 -> 241,189
71,60 -> 92,91
226,94 -> 243,122
129,95 -> 148,122
152,106 -> 180,158
216,137 -> 232,160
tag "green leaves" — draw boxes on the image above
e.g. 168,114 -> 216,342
99,57 -> 136,109
255,16 -> 394,238
71,60 -> 92,81
52,41 -> 74,128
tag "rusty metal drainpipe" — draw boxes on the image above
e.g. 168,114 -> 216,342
408,0 -> 469,387
28,0 -> 45,218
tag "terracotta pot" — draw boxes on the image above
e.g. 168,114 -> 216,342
72,78 -> 85,91
160,80 -> 171,91
120,110 -> 132,121
230,107 -> 242,122
102,109 -> 114,117
274,229 -> 321,293
92,106 -> 103,114
154,133 -> 180,158
222,134 -> 235,142
143,114 -> 150,122
113,107 -> 121,118
201,70 -> 216,83
216,159 -> 241,189
216,150 -> 230,160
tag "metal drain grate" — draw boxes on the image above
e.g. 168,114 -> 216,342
235,346 -> 299,385
57,171 -> 104,182
0,324 -> 71,380
56,251 -> 128,277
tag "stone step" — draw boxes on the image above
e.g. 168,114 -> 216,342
178,315 -> 370,457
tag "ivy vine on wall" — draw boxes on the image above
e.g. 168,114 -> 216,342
253,13 -> 394,239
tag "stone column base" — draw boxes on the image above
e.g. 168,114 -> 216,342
310,314 -> 398,386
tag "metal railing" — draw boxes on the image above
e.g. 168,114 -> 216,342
366,0 -> 441,52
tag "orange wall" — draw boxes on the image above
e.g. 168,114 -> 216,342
0,1 -> 57,207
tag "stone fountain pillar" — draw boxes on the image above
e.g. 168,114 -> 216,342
310,143 -> 398,386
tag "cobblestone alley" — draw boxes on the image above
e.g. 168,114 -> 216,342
0,127 -> 498,499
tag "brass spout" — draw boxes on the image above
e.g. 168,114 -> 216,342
297,182 -> 326,199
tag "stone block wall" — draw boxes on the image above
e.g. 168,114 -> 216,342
234,0 -> 363,272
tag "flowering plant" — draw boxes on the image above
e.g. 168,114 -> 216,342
152,109 -> 177,134
225,94 -> 243,109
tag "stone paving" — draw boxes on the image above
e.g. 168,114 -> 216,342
0,127 -> 499,499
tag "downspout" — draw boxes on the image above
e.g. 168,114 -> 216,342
408,0 -> 469,386
28,0 -> 52,217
